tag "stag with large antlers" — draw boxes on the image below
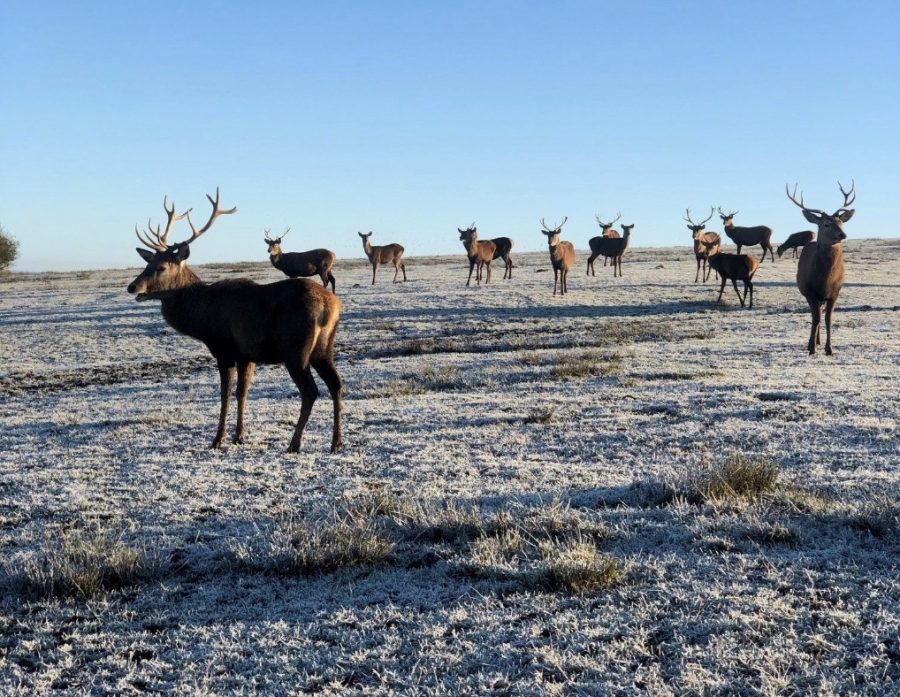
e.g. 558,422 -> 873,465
127,189 -> 343,453
595,213 -> 621,266
358,231 -> 406,285
540,217 -> 574,295
457,222 -> 514,285
265,227 -> 337,291
718,207 -> 775,262
785,180 -> 855,355
685,207 -> 722,283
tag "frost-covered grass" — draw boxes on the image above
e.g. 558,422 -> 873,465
1,240 -> 899,693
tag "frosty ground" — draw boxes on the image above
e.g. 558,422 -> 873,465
0,240 -> 898,695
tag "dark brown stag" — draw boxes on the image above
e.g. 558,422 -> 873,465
684,207 -> 721,283
358,231 -> 406,284
707,250 -> 760,308
457,223 -> 515,285
265,227 -> 337,291
595,213 -> 621,266
718,208 -> 775,262
587,220 -> 633,278
786,180 -> 855,355
540,217 -> 574,295
127,189 -> 343,453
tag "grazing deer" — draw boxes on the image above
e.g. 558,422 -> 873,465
587,221 -> 633,278
540,217 -> 574,295
358,231 -> 406,285
684,207 -> 721,283
127,189 -> 343,453
706,249 -> 760,308
786,181 -> 855,355
265,227 -> 337,292
718,208 -> 775,262
777,230 -> 816,259
595,213 -> 621,266
457,223 -> 515,285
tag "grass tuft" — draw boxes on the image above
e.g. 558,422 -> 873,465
538,539 -> 622,594
683,454 -> 780,503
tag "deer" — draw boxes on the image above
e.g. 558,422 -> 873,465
358,231 -> 406,285
587,221 -> 633,278
264,227 -> 337,292
718,208 -> 775,262
706,249 -> 760,308
777,230 -> 816,259
457,223 -> 515,285
127,189 -> 343,453
595,213 -> 621,266
785,180 -> 855,356
540,217 -> 574,295
684,207 -> 721,283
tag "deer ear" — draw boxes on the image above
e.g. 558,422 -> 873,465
802,209 -> 822,225
173,243 -> 191,262
136,248 -> 155,263
686,224 -> 693,231
837,209 -> 855,223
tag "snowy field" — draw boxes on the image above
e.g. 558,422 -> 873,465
1,239 -> 898,694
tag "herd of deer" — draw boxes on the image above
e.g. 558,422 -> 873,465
126,182 -> 855,454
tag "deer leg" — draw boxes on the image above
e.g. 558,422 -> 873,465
695,257 -> 701,283
746,281 -> 754,309
561,268 -> 567,295
401,260 -> 407,282
284,359 -> 319,453
393,261 -> 400,283
587,254 -> 596,276
311,357 -> 343,453
505,256 -> 512,279
731,278 -> 744,307
372,262 -> 378,285
233,362 -> 255,444
824,298 -> 836,355
806,298 -> 821,355
485,260 -> 492,284
466,259 -> 475,286
212,363 -> 236,449
327,272 -> 336,292
717,276 -> 727,304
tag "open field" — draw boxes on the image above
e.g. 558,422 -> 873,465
1,240 -> 899,695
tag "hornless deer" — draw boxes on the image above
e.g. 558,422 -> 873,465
127,189 -> 343,453
595,213 -> 621,266
358,231 -> 406,285
540,217 -> 574,296
706,249 -> 760,308
777,230 -> 816,259
457,223 -> 515,285
587,221 -> 633,278
265,227 -> 337,292
786,181 -> 855,356
718,208 -> 775,262
684,207 -> 721,283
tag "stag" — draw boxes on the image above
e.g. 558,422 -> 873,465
265,227 -> 337,291
786,180 -> 855,355
358,231 -> 406,285
127,189 -> 343,453
595,213 -> 621,266
587,220 -> 633,278
540,217 -> 574,295
718,208 -> 775,262
707,249 -> 760,308
457,223 -> 515,285
777,230 -> 816,259
684,207 -> 721,283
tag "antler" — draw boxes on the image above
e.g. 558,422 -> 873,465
684,207 -> 715,227
135,196 -> 191,251
838,179 -> 856,210
717,207 -> 738,218
281,226 -> 290,239
183,188 -> 238,245
595,212 -> 621,228
785,183 -> 826,216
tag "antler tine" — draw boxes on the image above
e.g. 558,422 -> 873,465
785,183 -> 805,209
282,226 -> 290,238
557,216 -> 568,230
264,228 -> 273,242
700,206 -> 715,225
684,208 -> 695,225
135,224 -> 167,251
159,195 -> 191,247
184,187 -> 238,245
612,212 -> 621,225
595,214 -> 603,226
540,217 -> 549,231
838,179 -> 856,208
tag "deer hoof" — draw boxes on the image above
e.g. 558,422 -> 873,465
211,438 -> 225,450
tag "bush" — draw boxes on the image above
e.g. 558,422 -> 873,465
0,224 -> 18,272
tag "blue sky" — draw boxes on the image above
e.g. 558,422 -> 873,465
1,1 -> 898,271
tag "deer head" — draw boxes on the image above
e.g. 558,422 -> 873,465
127,188 -> 237,301
717,207 -> 739,225
594,212 -> 621,232
685,207 -> 715,237
458,222 -> 477,242
264,227 -> 290,255
621,223 -> 635,236
785,181 -> 855,245
540,217 -> 568,245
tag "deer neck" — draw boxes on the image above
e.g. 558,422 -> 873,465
269,251 -> 283,268
158,269 -> 206,335
362,239 -> 374,260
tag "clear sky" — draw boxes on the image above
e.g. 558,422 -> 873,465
1,1 -> 898,272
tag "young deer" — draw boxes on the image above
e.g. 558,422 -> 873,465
684,207 -> 721,283
127,189 -> 343,453
358,231 -> 406,284
587,221 -> 633,278
540,217 -> 574,296
265,227 -> 337,291
777,230 -> 816,259
786,181 -> 855,355
595,213 -> 621,266
457,223 -> 515,285
707,249 -> 760,308
718,208 -> 775,262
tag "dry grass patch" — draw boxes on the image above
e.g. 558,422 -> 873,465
523,406 -> 555,424
538,539 -> 622,594
550,351 -> 625,381
683,454 -> 780,503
